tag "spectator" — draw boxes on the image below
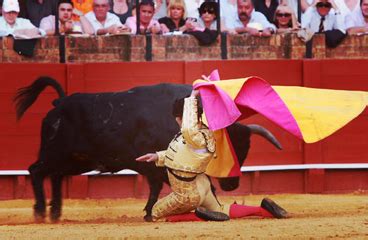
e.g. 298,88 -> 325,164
40,0 -> 94,35
109,0 -> 132,24
196,0 -> 218,30
158,0 -> 190,33
225,0 -> 276,36
125,0 -> 161,34
22,0 -> 58,27
346,0 -> 368,35
253,0 -> 279,23
85,0 -> 128,35
0,0 -> 45,38
274,3 -> 300,33
302,0 -> 346,33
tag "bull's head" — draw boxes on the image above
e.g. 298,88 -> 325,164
216,124 -> 282,191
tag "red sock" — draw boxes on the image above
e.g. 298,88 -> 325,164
229,204 -> 273,219
166,212 -> 205,222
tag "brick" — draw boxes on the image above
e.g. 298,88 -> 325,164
1,33 -> 368,63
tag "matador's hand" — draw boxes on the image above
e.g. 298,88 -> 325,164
191,89 -> 200,97
136,153 -> 158,162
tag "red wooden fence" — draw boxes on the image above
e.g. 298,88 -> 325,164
0,60 -> 367,200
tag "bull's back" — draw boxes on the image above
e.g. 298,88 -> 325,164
53,83 -> 192,154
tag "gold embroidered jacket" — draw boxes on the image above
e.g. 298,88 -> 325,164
156,96 -> 216,174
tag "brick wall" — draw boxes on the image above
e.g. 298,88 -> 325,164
1,33 -> 367,62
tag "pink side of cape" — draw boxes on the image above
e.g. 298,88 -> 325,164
194,77 -> 303,139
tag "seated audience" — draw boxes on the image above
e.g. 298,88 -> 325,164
40,0 -> 94,35
125,0 -> 161,34
22,0 -> 58,27
158,0 -> 191,33
85,0 -> 128,35
302,0 -> 346,33
274,4 -> 300,33
346,0 -> 368,34
225,0 -> 276,36
0,0 -> 45,38
253,0 -> 279,23
109,0 -> 132,24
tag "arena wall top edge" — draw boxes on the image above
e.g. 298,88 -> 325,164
1,33 -> 368,63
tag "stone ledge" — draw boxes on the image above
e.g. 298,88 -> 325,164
0,33 -> 367,63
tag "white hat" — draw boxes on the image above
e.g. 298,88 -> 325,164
2,0 -> 20,13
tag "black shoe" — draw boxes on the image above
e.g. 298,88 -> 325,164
195,207 -> 230,221
261,198 -> 289,219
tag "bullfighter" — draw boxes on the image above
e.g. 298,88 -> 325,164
136,89 -> 288,222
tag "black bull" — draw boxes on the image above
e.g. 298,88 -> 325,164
14,77 -> 282,222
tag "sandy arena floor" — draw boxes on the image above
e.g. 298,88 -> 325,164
0,193 -> 367,239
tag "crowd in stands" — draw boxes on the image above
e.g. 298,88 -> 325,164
0,0 -> 367,42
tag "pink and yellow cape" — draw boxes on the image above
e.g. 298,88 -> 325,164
195,70 -> 368,178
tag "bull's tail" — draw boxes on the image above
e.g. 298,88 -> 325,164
14,76 -> 66,120
248,124 -> 283,150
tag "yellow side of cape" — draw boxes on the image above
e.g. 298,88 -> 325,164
274,86 -> 368,143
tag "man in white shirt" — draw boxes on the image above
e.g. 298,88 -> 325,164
0,0 -> 45,38
224,0 -> 276,36
39,0 -> 94,36
346,0 -> 368,34
85,0 -> 128,35
302,0 -> 346,33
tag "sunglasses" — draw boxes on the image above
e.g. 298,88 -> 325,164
316,2 -> 332,8
276,13 -> 291,17
201,8 -> 215,14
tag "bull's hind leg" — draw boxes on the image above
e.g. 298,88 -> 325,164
29,162 -> 48,222
50,175 -> 63,222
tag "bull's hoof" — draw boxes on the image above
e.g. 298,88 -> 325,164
34,212 -> 46,223
33,204 -> 46,223
50,211 -> 61,223
144,215 -> 153,222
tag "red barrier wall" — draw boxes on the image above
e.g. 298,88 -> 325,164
0,60 -> 367,200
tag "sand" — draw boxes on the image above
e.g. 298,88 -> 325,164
0,193 -> 367,239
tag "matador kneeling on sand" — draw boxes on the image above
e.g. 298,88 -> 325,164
136,90 -> 289,222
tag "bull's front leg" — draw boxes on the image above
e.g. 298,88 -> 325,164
50,175 -> 63,222
144,178 -> 163,222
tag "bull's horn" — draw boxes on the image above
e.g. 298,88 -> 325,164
248,124 -> 283,150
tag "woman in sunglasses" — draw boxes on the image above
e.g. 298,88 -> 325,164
196,1 -> 218,30
273,4 -> 300,33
